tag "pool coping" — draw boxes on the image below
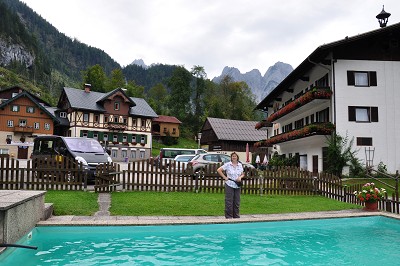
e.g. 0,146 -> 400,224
37,210 -> 400,226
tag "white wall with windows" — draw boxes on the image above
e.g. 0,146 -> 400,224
334,59 -> 400,172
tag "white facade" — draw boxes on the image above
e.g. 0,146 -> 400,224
334,60 -> 400,172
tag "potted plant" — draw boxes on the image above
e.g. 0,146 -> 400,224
354,183 -> 386,211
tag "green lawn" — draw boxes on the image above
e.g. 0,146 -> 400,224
45,190 -> 361,216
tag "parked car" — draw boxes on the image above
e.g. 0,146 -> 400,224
171,154 -> 196,172
188,152 -> 255,178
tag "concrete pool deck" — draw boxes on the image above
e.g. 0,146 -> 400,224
37,210 -> 400,226
36,192 -> 400,226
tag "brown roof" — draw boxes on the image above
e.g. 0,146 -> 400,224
153,115 -> 182,124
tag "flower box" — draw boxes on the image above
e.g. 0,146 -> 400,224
267,88 -> 332,123
254,122 -> 335,148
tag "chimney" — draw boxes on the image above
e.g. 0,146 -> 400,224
84,83 -> 91,93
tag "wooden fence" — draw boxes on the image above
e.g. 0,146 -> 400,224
1,157 -> 399,214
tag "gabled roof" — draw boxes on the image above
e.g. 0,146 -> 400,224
62,87 -> 106,111
256,22 -> 400,110
98,88 -> 136,106
0,86 -> 52,107
129,97 -> 158,118
60,87 -> 157,118
205,117 -> 267,142
153,115 -> 182,124
0,91 -> 58,123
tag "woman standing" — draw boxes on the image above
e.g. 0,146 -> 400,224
217,152 -> 244,219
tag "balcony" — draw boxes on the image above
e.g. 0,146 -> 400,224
254,122 -> 335,147
106,122 -> 127,131
267,88 -> 332,123
13,126 -> 34,133
255,120 -> 273,130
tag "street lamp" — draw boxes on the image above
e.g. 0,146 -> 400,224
376,5 -> 391,28
197,133 -> 202,148
365,147 -> 375,171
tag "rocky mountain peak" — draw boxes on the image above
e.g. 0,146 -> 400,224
213,62 -> 293,103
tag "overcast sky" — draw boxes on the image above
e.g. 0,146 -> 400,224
21,0 -> 400,79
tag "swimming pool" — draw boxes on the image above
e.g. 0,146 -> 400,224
1,216 -> 399,265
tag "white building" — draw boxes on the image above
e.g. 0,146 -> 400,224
255,22 -> 400,174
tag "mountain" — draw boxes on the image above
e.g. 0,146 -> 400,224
212,62 -> 293,103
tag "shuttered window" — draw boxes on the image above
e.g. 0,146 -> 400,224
348,106 -> 378,122
347,71 -> 377,86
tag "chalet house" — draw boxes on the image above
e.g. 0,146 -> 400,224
152,115 -> 182,141
200,117 -> 268,163
57,84 -> 158,161
0,86 -> 58,159
255,22 -> 400,173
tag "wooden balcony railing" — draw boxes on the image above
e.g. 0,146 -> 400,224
254,122 -> 335,147
267,88 -> 332,123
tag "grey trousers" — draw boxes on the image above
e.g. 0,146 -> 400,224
225,184 -> 241,218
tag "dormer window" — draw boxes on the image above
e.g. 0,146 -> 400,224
59,112 -> 67,118
11,105 -> 19,112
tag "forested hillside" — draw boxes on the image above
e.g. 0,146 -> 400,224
0,0 -> 263,138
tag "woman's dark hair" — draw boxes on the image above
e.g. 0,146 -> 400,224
230,152 -> 239,161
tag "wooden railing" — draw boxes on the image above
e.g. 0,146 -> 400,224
1,158 -> 399,215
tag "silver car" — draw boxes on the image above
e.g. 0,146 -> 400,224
188,152 -> 255,177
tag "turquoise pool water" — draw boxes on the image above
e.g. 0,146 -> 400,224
1,216 -> 399,265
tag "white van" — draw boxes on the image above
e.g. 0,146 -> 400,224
32,136 -> 112,181
158,148 -> 207,167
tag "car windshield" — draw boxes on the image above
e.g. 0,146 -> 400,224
64,138 -> 104,153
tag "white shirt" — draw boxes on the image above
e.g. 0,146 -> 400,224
222,161 -> 243,189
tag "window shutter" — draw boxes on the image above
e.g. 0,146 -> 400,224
369,71 -> 377,86
348,106 -> 356,121
136,134 -> 140,143
371,107 -> 378,122
127,134 -> 132,143
118,133 -> 123,142
144,135 -> 148,144
108,133 -> 113,141
88,131 -> 94,138
347,71 -> 355,85
98,132 -> 104,140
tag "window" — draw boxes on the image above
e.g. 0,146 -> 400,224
294,119 -> 304,129
7,120 -> 14,127
103,134 -> 108,141
348,106 -> 378,122
282,123 -> 293,133
94,115 -> 99,123
11,105 -> 19,112
59,112 -> 67,118
347,71 -> 377,87
163,127 -> 167,133
122,135 -> 127,142
0,149 -> 9,154
93,133 -> 98,140
310,114 -> 315,123
121,149 -> 127,158
130,150 -> 136,159
132,119 -> 137,126
34,122 -> 40,129
357,137 -> 373,146
316,108 -> 329,123
140,135 -> 146,144
113,116 -> 119,123
172,128 -> 176,134
113,135 -> 118,142
11,92 -> 18,98
140,150 -> 145,159
26,106 -> 35,113
19,120 -> 27,127
44,123 -> 50,130
111,149 -> 118,158
114,102 -> 120,110
83,113 -> 89,123
81,131 -> 88,137
104,116 -> 109,123
123,118 -> 127,125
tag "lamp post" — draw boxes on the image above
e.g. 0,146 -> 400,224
365,147 -> 375,172
197,133 -> 202,148
376,5 -> 391,28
